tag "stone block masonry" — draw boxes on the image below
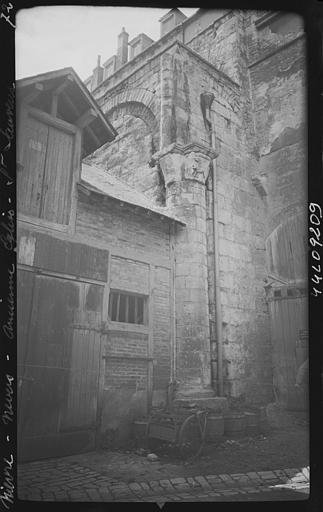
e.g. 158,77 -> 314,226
86,9 -> 307,412
159,142 -> 217,396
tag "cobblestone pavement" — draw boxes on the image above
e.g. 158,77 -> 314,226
18,456 -> 310,502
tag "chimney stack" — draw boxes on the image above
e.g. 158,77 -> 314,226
117,27 -> 129,68
159,9 -> 187,37
92,54 -> 104,89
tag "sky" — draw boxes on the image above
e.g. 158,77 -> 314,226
16,6 -> 199,81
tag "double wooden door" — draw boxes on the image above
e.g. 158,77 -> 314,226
17,234 -> 109,461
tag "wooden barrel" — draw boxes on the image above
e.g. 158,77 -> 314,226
258,406 -> 269,433
244,412 -> 259,435
224,413 -> 246,438
133,420 -> 148,442
205,414 -> 224,442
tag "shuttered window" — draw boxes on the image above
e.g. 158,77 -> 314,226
109,291 -> 146,325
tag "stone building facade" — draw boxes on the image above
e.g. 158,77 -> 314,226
17,8 -> 308,459
84,8 -> 307,410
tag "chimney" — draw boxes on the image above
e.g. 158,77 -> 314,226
92,55 -> 104,89
128,33 -> 154,60
159,8 -> 187,38
117,27 -> 129,68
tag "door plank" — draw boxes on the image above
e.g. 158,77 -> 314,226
41,125 -> 74,224
17,116 -> 49,217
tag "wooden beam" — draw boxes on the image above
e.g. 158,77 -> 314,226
61,90 -> 101,148
51,94 -> 59,117
50,74 -> 74,116
76,108 -> 98,128
87,125 -> 102,148
53,74 -> 74,96
22,83 -> 43,105
61,90 -> 79,116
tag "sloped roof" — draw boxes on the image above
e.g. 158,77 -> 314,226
16,67 -> 117,157
80,163 -> 185,225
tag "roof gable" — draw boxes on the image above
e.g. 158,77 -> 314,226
16,67 -> 117,157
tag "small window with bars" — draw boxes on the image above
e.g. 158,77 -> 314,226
109,291 -> 146,325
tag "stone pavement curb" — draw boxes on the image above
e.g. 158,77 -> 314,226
18,463 -> 310,502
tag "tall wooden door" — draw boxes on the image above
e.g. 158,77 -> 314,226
268,285 -> 308,410
266,215 -> 308,410
18,272 -> 104,461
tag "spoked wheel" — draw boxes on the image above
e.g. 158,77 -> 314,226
178,412 -> 206,460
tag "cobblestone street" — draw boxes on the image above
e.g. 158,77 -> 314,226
18,451 -> 309,503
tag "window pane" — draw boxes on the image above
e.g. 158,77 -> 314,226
136,297 -> 144,325
119,294 -> 127,322
128,295 -> 135,323
109,291 -> 146,325
109,292 -> 118,321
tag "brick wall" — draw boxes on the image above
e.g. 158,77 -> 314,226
75,192 -> 173,441
76,192 -> 170,259
152,265 -> 172,393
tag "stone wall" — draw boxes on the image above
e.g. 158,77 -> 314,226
85,113 -> 164,203
245,12 -> 307,408
246,12 -> 307,258
167,38 -> 272,401
87,9 -> 307,407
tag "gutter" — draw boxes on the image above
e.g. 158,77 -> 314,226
211,133 -> 224,397
201,91 -> 224,397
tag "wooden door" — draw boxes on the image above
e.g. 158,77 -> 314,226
18,272 -> 104,461
266,213 -> 307,282
17,270 -> 35,422
60,284 -> 104,431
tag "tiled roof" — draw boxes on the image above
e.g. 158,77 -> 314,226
80,163 -> 186,225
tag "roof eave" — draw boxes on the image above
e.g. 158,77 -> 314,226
16,66 -> 118,142
77,181 -> 186,226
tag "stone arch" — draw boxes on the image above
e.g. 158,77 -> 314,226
103,88 -> 159,151
107,102 -> 159,152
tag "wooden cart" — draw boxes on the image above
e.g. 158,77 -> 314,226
146,406 -> 209,460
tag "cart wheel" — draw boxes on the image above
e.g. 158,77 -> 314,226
178,413 -> 204,460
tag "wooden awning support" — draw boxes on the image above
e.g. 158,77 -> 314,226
53,74 -> 74,95
51,75 -> 74,116
61,90 -> 102,148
